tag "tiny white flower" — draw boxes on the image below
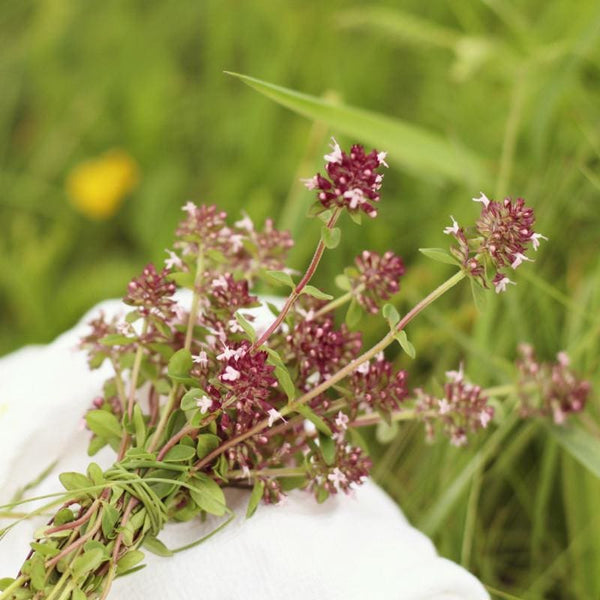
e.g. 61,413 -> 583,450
445,363 -> 464,383
241,465 -> 251,479
510,252 -> 533,270
327,467 -> 348,489
356,361 -> 370,375
212,275 -> 229,290
230,234 -> 244,253
196,395 -> 213,414
228,318 -> 244,334
222,365 -> 241,382
494,276 -> 516,293
192,351 -> 208,367
334,411 -> 349,431
182,201 -> 197,214
530,232 -> 548,251
377,151 -> 389,168
234,214 -> 254,232
479,410 -> 492,428
300,175 -> 319,190
116,321 -> 129,335
324,137 -> 343,164
438,398 -> 451,415
443,215 -> 460,236
305,371 -> 321,386
472,192 -> 490,208
343,188 -> 364,209
267,408 -> 285,427
173,304 -> 187,320
375,352 -> 385,362
557,351 -> 570,367
164,249 -> 183,269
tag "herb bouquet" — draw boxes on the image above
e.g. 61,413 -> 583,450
0,141 -> 589,600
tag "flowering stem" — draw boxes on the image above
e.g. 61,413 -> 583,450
350,410 -> 420,427
193,270 -> 465,472
184,248 -> 205,351
484,384 -> 516,397
150,250 -> 205,453
229,466 -> 306,479
313,285 -> 364,318
0,576 -> 26,600
127,321 -> 148,420
251,208 -> 341,350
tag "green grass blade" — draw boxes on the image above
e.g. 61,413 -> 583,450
548,423 -> 600,479
226,72 -> 489,186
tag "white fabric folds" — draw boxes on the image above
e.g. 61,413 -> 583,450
0,300 -> 489,599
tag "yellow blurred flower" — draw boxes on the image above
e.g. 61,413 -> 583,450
66,149 -> 139,219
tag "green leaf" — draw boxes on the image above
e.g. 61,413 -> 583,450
246,480 -> 265,519
163,445 -> 196,462
319,432 -> 336,465
102,504 -> 120,539
302,285 -> 333,301
167,349 -> 194,383
264,270 -> 295,288
190,473 -> 227,516
168,271 -> 195,288
321,226 -> 341,249
29,557 -> 45,591
394,330 -> 416,359
470,278 -> 488,313
143,536 -> 173,557
227,72 -> 488,185
54,508 -> 75,526
196,434 -> 221,460
549,424 -> 600,479
30,542 -> 59,558
376,420 -> 400,443
294,404 -> 333,436
72,588 -> 87,600
59,472 -> 93,493
133,404 -> 147,448
181,388 -> 205,411
234,312 -> 257,342
100,334 -> 132,346
274,365 -> 296,402
335,274 -> 351,291
116,550 -> 146,575
0,579 -> 16,592
382,303 -> 400,328
72,548 -> 105,577
418,247 -> 460,266
86,410 -> 122,439
87,463 -> 104,486
345,299 -> 362,328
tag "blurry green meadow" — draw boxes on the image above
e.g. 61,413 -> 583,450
1,1 -> 599,598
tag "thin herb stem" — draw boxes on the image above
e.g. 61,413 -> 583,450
251,208 -> 341,351
0,576 -> 27,600
193,270 -> 465,472
184,249 -> 205,351
313,285 -> 363,319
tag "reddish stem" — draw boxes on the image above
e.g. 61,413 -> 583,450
250,208 -> 341,351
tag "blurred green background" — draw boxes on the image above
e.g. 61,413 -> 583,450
1,1 -> 599,598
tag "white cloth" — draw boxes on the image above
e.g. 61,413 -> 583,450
0,300 -> 489,600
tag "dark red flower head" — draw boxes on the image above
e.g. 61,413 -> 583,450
303,139 -> 388,217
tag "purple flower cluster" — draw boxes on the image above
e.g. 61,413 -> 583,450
286,303 -> 363,387
516,344 -> 591,424
415,365 -> 494,446
124,263 -> 176,318
445,193 -> 546,293
352,250 -> 405,313
307,443 -> 372,501
349,354 -> 409,417
303,139 -> 387,217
